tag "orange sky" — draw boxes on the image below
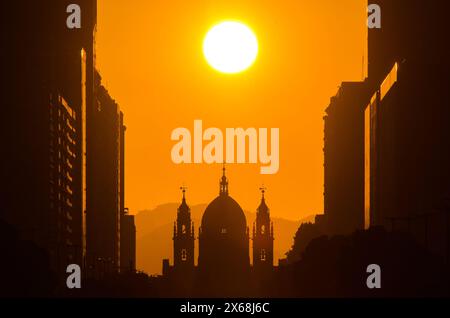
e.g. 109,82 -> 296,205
96,0 -> 367,221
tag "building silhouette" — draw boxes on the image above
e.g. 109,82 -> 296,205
121,209 -> 136,272
173,187 -> 195,271
252,187 -> 274,277
0,0 -> 97,279
164,186 -> 195,291
198,167 -> 251,292
0,0 -> 135,290
320,0 -> 450,263
323,81 -> 370,235
365,0 -> 450,261
119,115 -> 136,272
162,167 -> 274,296
86,71 -> 129,274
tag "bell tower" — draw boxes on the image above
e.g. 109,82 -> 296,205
173,186 -> 195,271
252,186 -> 274,274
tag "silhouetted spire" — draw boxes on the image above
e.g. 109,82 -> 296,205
180,185 -> 187,200
219,164 -> 229,196
178,185 -> 189,214
173,185 -> 194,269
258,185 -> 269,214
260,185 -> 266,199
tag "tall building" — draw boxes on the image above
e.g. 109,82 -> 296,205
0,0 -> 97,279
48,93 -> 85,268
0,0 -> 136,288
322,0 -> 450,262
119,113 -> 136,272
364,60 -> 450,258
323,81 -> 370,235
86,71 -> 123,274
252,187 -> 274,276
364,63 -> 399,229
367,1 -> 450,87
363,0 -> 450,260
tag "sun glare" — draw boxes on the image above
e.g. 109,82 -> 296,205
203,21 -> 258,74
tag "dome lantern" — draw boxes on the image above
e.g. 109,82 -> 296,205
219,164 -> 229,196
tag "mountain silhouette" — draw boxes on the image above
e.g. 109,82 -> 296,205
135,203 -> 315,275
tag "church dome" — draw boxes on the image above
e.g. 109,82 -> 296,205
198,166 -> 250,284
201,194 -> 247,234
200,166 -> 247,235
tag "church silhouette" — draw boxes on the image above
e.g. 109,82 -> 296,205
162,167 -> 274,297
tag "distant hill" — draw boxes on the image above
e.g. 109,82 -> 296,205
135,203 -> 315,275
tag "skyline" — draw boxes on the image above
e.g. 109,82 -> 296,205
2,0 -> 450,299
96,0 -> 367,220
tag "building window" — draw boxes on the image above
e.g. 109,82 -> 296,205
181,249 -> 187,261
260,249 -> 266,261
221,228 -> 227,234
261,225 -> 266,235
182,224 -> 186,234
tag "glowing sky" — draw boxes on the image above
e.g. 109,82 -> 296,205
96,0 -> 367,220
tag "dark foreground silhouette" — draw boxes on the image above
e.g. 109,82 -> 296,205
273,227 -> 449,297
0,220 -> 57,297
82,227 -> 450,298
1,219 -> 448,297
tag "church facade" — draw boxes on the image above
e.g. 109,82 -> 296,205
162,167 -> 274,296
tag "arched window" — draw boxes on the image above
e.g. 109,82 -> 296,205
181,249 -> 187,261
261,225 -> 266,235
182,224 -> 186,234
260,249 -> 266,261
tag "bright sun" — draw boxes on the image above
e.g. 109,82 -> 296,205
203,21 -> 258,74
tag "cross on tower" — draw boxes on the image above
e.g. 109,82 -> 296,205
180,184 -> 187,199
259,185 -> 267,198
